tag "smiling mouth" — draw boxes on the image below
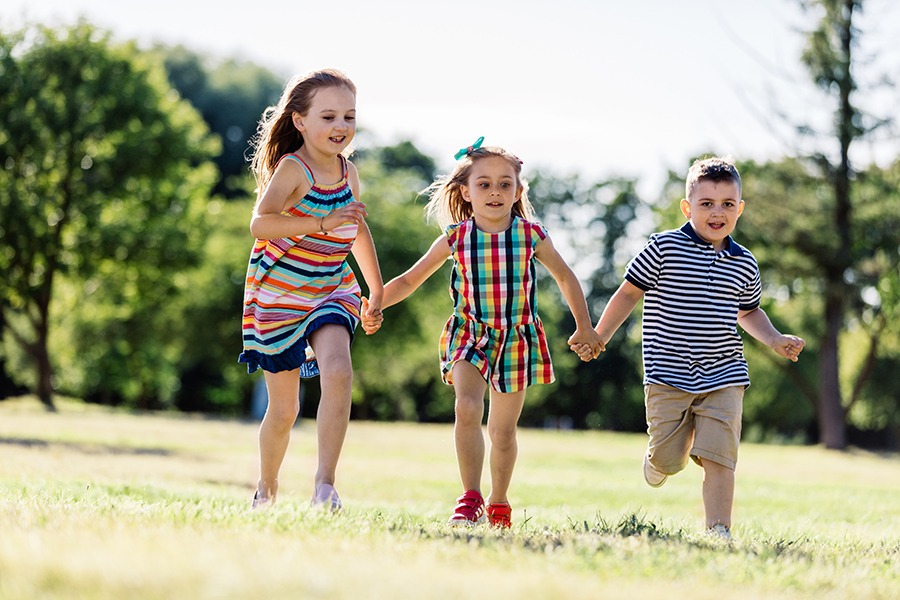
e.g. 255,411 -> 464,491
330,136 -> 345,143
709,223 -> 725,230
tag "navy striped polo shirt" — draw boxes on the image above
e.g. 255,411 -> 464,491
625,222 -> 762,393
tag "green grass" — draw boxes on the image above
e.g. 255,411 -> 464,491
1,396 -> 898,599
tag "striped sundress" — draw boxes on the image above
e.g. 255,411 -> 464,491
238,153 -> 361,376
439,216 -> 554,393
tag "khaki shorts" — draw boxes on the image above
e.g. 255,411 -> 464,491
644,384 -> 744,473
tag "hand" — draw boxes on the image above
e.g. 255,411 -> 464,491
569,343 -> 595,362
360,296 -> 383,335
322,201 -> 368,232
568,328 -> 605,362
773,334 -> 805,362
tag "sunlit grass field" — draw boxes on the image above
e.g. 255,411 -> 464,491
1,396 -> 898,600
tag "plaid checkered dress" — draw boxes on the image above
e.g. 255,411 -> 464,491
439,217 -> 554,392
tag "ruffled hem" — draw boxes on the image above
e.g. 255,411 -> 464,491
238,314 -> 354,376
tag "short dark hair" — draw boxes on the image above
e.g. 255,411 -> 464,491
685,156 -> 741,199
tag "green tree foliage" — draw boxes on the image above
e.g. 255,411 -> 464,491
154,46 -> 285,198
349,145 -> 453,421
525,173 -> 646,431
738,158 -> 900,446
0,22 -> 219,409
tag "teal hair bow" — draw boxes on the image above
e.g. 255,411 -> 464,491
454,136 -> 484,160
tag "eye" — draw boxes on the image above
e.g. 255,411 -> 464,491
323,116 -> 334,121
479,183 -> 490,188
345,116 -> 355,122
500,182 -> 510,188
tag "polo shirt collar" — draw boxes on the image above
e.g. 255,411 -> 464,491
679,222 -> 746,257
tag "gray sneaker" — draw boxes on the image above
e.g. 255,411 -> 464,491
706,524 -> 732,541
642,454 -> 667,488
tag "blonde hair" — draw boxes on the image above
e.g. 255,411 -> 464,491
424,146 -> 534,230
249,69 -> 357,199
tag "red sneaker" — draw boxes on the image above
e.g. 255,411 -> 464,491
448,490 -> 485,526
487,502 -> 512,528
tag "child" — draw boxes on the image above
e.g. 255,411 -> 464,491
581,157 -> 805,540
239,69 -> 384,511
362,139 -> 601,527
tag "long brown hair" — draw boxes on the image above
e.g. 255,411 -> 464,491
424,146 -> 534,230
249,69 -> 357,199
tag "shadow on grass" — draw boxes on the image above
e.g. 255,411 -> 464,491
361,509 -> 833,562
0,436 -> 174,456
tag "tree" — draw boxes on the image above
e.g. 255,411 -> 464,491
0,22 -> 218,409
155,46 -> 285,198
526,172 -> 646,431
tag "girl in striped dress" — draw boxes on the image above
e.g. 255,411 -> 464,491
240,69 -> 383,510
363,140 -> 601,527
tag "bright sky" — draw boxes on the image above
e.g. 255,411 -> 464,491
5,0 -> 900,197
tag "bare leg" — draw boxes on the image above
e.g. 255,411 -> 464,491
308,324 -> 353,490
485,388 -> 527,505
256,369 -> 301,500
699,457 -> 735,529
451,361 -> 488,493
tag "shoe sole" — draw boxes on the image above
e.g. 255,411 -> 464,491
447,516 -> 486,527
643,456 -> 668,488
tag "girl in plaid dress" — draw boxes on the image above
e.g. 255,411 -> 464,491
362,140 -> 601,527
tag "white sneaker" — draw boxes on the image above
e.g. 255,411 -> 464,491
706,524 -> 732,541
642,454 -> 667,487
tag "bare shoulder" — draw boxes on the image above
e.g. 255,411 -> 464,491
346,158 -> 361,198
257,157 -> 312,214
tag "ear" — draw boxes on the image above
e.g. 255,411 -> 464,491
680,198 -> 691,219
292,111 -> 305,132
736,199 -> 745,217
515,185 -> 524,201
461,184 -> 471,203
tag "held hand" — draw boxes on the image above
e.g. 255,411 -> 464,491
322,201 -> 368,232
569,343 -> 595,362
360,297 -> 383,335
773,334 -> 805,362
568,328 -> 605,362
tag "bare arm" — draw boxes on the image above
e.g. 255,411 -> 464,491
737,307 -> 806,362
249,159 -> 368,239
381,235 -> 452,309
534,237 -> 603,359
594,280 -> 645,346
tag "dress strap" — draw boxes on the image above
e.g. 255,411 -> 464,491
276,153 -> 316,185
338,153 -> 348,179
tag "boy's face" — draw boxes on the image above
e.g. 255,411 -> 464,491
680,180 -> 744,252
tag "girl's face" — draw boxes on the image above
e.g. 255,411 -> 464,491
460,156 -> 523,232
292,85 -> 356,159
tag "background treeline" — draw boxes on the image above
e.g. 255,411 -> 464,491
2,7 -> 899,449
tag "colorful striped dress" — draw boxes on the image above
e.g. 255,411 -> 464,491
439,216 -> 554,393
239,153 -> 361,376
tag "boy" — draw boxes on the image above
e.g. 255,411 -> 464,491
580,157 -> 805,540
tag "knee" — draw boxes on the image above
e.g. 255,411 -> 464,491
455,395 -> 484,425
264,400 -> 299,431
488,423 -> 517,450
319,355 -> 353,390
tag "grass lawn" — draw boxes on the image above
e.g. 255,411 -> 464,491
1,396 -> 898,599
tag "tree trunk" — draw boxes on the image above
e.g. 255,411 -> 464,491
34,339 -> 57,412
818,283 -> 845,449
